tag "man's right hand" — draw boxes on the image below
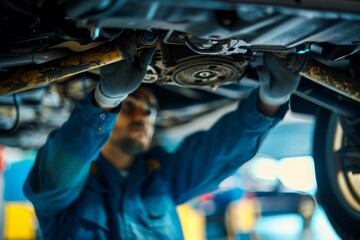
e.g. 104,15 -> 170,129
94,37 -> 156,109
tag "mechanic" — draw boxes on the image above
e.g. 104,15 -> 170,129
24,38 -> 300,240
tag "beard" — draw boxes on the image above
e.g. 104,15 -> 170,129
112,137 -> 146,156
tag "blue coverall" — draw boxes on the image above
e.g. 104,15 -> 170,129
24,89 -> 287,240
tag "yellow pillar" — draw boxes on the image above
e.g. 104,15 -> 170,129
177,204 -> 206,240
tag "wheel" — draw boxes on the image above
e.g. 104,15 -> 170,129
314,107 -> 360,239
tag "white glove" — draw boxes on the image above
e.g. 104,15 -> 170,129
95,36 -> 156,108
257,53 -> 301,105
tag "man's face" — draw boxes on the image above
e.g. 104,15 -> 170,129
108,87 -> 158,155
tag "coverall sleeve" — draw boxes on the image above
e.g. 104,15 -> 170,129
23,94 -> 119,216
158,89 -> 288,205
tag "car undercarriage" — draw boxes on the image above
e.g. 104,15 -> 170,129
0,0 -> 360,238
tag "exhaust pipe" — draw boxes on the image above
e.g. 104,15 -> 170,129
0,31 -> 159,95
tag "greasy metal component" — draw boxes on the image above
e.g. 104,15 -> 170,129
135,31 -> 160,48
293,79 -> 360,118
0,43 -> 125,95
184,37 -> 227,55
144,65 -> 158,83
184,37 -> 248,55
320,43 -> 359,61
172,58 -> 240,87
299,58 -> 360,103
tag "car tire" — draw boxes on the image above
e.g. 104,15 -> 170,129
314,107 -> 360,240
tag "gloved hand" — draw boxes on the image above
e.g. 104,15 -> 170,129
257,53 -> 301,105
94,38 -> 156,108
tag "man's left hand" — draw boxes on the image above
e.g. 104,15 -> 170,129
256,52 -> 301,116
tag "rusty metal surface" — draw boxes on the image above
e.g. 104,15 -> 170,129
0,43 -> 124,95
300,58 -> 360,103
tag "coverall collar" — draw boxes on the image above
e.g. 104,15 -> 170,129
95,154 -> 148,194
